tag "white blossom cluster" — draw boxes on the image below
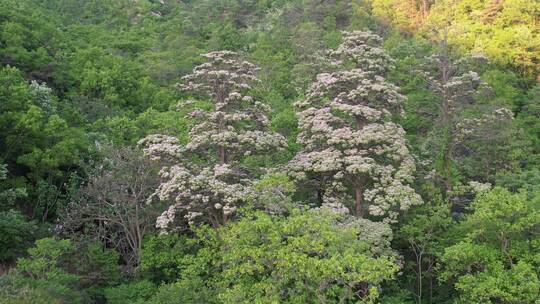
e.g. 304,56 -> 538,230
155,204 -> 180,231
29,80 -> 56,115
177,51 -> 260,95
468,181 -> 492,193
295,70 -> 404,123
329,31 -> 394,75
137,134 -> 182,161
140,51 -> 286,230
455,108 -> 514,140
184,116 -> 287,159
289,31 -> 422,221
177,51 -> 287,160
419,51 -> 514,193
154,164 -> 250,228
316,200 -> 351,216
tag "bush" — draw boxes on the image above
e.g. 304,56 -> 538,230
140,234 -> 195,284
0,238 -> 123,303
104,280 -> 157,304
75,242 -> 121,302
0,286 -> 62,304
0,210 -> 37,262
146,280 -> 215,304
160,209 -> 400,303
0,238 -> 84,303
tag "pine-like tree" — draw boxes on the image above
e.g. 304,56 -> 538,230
139,51 -> 286,229
288,31 -> 422,220
420,37 -> 514,197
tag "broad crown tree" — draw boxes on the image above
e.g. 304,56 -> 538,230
288,31 -> 422,220
139,51 -> 287,229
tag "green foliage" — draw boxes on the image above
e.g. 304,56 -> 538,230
253,172 -> 296,194
399,203 -> 456,269
0,210 -> 37,262
481,69 -> 524,109
0,0 -> 538,302
440,188 -> 540,303
0,286 -> 62,304
390,203 -> 457,302
496,168 -> 540,194
75,243 -> 121,301
67,46 -> 165,115
0,162 -> 28,215
138,209 -> 400,304
0,66 -> 88,221
207,209 -> 398,303
516,86 -> 540,155
385,36 -> 437,148
145,279 -> 215,304
140,234 -> 197,284
1,238 -> 83,303
104,280 -> 157,304
373,0 -> 540,76
0,1 -> 57,78
431,0 -> 540,76
0,238 -> 121,303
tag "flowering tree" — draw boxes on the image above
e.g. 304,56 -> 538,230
139,51 -> 287,229
420,37 -> 514,196
288,31 -> 422,220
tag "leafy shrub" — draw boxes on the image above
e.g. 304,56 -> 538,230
0,210 -> 37,262
0,238 -> 122,303
140,234 -> 195,284
104,280 -> 157,304
0,286 -> 62,304
0,238 -> 83,303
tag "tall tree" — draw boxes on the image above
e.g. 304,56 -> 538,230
288,31 -> 422,220
139,51 -> 286,229
420,36 -> 514,197
0,66 -> 88,220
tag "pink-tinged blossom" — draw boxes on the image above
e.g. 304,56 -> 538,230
329,31 -> 394,75
137,134 -> 182,161
288,31 -> 422,221
140,51 -> 286,231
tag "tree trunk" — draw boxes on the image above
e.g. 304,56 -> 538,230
421,0 -> 430,20
208,208 -> 220,228
428,258 -> 433,304
219,147 -> 227,164
317,188 -> 325,205
222,208 -> 228,225
440,33 -> 453,197
355,185 -> 364,218
354,116 -> 366,218
417,252 -> 423,304
134,203 -> 142,267
442,150 -> 452,194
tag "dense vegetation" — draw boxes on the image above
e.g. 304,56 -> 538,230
0,0 -> 538,303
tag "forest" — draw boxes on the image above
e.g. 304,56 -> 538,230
0,0 -> 538,303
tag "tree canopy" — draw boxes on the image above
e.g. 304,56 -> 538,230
0,1 -> 538,303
